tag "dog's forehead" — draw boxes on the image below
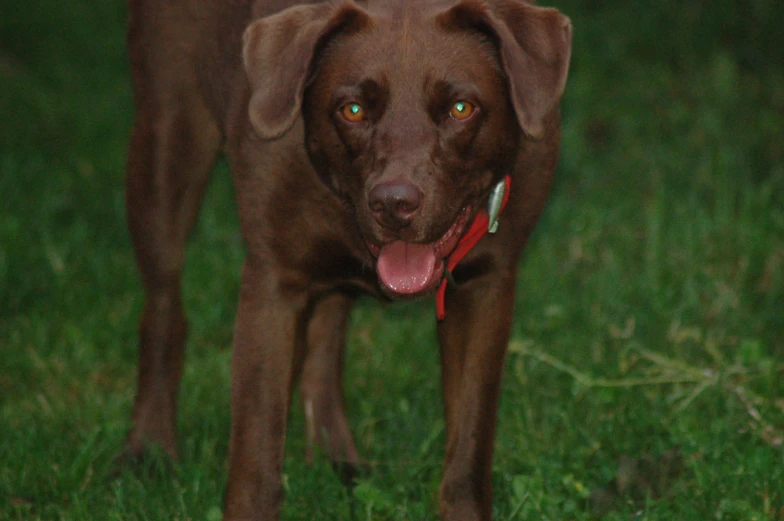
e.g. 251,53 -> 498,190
325,7 -> 501,89
360,0 -> 458,19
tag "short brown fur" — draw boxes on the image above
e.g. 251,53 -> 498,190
123,1 -> 571,519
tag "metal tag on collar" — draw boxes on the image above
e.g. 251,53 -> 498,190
487,178 -> 506,234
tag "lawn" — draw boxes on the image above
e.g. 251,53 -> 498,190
1,0 -> 783,519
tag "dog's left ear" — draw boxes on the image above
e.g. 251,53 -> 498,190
243,2 -> 371,140
438,0 -> 572,139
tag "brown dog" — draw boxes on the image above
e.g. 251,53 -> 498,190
123,0 -> 571,519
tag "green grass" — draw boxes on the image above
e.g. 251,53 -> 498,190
2,0 -> 783,519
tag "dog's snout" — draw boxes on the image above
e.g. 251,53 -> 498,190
368,182 -> 423,230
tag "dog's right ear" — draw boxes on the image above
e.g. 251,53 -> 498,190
243,2 -> 370,140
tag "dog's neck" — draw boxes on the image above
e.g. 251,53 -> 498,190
435,175 -> 511,320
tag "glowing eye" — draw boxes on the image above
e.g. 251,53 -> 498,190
449,100 -> 475,120
341,103 -> 366,122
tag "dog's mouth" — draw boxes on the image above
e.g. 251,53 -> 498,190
365,207 -> 471,298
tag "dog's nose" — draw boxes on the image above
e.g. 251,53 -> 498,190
368,182 -> 422,230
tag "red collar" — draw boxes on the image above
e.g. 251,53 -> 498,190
435,175 -> 511,320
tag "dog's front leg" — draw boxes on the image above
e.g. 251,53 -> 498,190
223,260 -> 307,521
437,270 -> 517,521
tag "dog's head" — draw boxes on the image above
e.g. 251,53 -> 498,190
243,0 -> 571,298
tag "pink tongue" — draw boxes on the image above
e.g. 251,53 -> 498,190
376,241 -> 438,294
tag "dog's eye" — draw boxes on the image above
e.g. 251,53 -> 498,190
340,103 -> 366,123
449,101 -> 475,121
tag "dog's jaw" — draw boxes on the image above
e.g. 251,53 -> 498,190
365,206 -> 471,298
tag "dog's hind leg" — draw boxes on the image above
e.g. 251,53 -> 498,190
123,39 -> 223,460
300,292 -> 363,483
